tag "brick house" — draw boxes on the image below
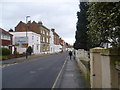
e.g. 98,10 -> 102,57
59,38 -> 66,52
39,22 -> 50,53
51,29 -> 60,45
0,28 -> 13,53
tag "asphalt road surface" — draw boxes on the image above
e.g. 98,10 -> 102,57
2,52 -> 68,88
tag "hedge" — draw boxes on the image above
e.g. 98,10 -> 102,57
2,48 -> 10,56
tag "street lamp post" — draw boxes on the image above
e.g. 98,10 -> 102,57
26,16 -> 30,59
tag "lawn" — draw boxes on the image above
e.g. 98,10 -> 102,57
0,56 -> 8,60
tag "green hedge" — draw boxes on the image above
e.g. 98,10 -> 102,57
2,48 -> 10,56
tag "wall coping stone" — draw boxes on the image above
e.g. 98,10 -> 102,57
90,47 -> 120,56
90,47 -> 104,53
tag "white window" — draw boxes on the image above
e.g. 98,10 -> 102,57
41,36 -> 43,42
1,34 -> 10,40
47,32 -> 49,36
46,38 -> 49,43
2,34 -> 5,39
46,38 -> 47,42
43,37 -> 45,42
43,37 -> 44,42
43,31 -> 45,34
45,32 -> 47,35
5,35 -> 7,39
1,34 -> 4,39
7,35 -> 10,40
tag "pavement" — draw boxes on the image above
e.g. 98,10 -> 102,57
54,56 -> 89,88
1,53 -> 57,66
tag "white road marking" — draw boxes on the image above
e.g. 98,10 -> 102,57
51,56 -> 68,90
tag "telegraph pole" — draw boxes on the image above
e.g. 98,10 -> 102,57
26,16 -> 30,59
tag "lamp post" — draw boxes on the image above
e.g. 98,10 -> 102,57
26,16 -> 30,59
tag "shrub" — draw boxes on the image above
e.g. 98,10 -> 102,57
0,48 -> 2,55
2,48 -> 10,56
14,51 -> 19,55
26,46 -> 33,55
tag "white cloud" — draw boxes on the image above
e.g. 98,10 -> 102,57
64,37 -> 75,45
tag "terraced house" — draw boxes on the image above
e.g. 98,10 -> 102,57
0,28 -> 13,53
15,21 -> 50,53
51,29 -> 62,52
39,22 -> 50,53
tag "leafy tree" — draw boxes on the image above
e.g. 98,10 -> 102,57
87,2 -> 120,48
66,43 -> 69,46
26,46 -> 33,55
9,29 -> 14,32
74,2 -> 89,50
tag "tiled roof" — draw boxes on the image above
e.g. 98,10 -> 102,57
0,28 -> 13,36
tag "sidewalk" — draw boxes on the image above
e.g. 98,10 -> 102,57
58,57 -> 88,88
1,53 -> 54,66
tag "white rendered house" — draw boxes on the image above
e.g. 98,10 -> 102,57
54,44 -> 62,53
10,31 -> 41,54
50,30 -> 55,53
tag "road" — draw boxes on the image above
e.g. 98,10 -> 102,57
2,52 -> 68,88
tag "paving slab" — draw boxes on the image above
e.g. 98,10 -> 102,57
59,58 -> 88,88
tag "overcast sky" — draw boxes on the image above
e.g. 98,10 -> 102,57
0,0 -> 80,45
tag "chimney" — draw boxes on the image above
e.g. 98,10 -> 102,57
51,28 -> 55,32
28,20 -> 31,24
38,21 -> 43,25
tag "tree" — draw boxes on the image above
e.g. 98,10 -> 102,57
9,29 -> 14,32
87,2 -> 120,48
74,2 -> 89,50
26,46 -> 33,55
